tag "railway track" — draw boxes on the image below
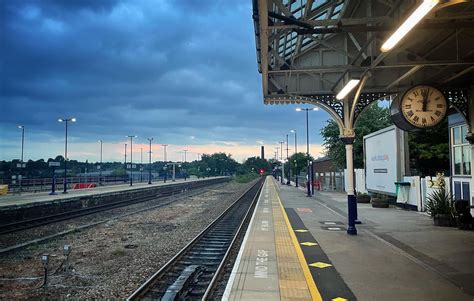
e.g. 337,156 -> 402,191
0,179 -> 229,235
127,178 -> 264,301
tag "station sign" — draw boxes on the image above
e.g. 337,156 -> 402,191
49,161 -> 61,167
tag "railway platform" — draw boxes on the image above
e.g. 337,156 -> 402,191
0,177 -> 223,208
224,176 -> 473,300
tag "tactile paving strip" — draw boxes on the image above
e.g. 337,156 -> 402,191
269,180 -> 313,301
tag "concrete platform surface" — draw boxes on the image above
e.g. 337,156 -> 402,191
224,177 -> 316,301
0,177 -> 224,207
277,182 -> 474,301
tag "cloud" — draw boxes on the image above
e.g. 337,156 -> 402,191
0,0 -> 333,162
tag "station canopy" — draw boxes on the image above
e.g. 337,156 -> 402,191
253,0 -> 474,106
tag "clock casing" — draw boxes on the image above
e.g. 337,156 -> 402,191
390,85 -> 448,131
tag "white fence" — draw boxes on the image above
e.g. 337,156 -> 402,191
344,169 -> 367,194
344,169 -> 451,212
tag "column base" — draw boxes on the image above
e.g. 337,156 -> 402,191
49,192 -> 57,195
62,191 -> 68,194
355,220 -> 362,224
347,226 -> 357,235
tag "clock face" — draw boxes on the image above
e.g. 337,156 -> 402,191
400,85 -> 447,128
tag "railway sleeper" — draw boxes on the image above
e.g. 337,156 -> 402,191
161,265 -> 204,301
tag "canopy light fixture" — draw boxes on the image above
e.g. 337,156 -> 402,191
336,79 -> 360,100
381,0 -> 439,52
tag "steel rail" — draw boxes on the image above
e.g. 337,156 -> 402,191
127,178 -> 264,301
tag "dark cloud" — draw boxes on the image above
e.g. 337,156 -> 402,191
0,0 -> 330,160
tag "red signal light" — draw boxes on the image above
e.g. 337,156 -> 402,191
259,168 -> 265,174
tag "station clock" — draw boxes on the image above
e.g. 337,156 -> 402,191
391,85 -> 448,131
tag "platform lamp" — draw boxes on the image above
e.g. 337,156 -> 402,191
279,141 -> 284,184
183,149 -> 188,181
162,144 -> 168,182
290,129 -> 298,187
58,118 -> 76,194
18,125 -> 25,194
127,135 -> 137,186
97,140 -> 103,185
147,138 -> 153,184
296,107 -> 318,197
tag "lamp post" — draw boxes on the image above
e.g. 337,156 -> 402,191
127,135 -> 137,186
296,107 -> 318,197
58,118 -> 76,194
162,144 -> 168,182
18,125 -> 25,193
279,141 -> 284,184
286,134 -> 290,185
147,138 -> 153,184
98,140 -> 103,185
140,147 -> 143,182
183,149 -> 188,180
290,129 -> 298,187
124,143 -> 127,182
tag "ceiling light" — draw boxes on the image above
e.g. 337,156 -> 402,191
336,79 -> 360,100
381,0 -> 439,52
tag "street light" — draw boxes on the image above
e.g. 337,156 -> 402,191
127,135 -> 137,186
140,147 -> 143,182
162,144 -> 168,182
18,125 -> 25,193
290,129 -> 298,187
58,118 -> 76,194
124,143 -> 127,182
183,149 -> 188,180
147,138 -> 153,184
98,140 -> 103,185
286,134 -> 290,185
296,107 -> 318,197
279,141 -> 284,184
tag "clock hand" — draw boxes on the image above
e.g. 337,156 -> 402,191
422,89 -> 428,112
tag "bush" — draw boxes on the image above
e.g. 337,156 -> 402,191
235,173 -> 259,183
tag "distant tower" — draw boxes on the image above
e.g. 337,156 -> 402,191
261,146 -> 265,160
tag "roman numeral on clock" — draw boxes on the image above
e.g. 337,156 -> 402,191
434,110 -> 442,117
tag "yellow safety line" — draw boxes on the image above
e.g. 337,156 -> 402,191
271,179 -> 323,301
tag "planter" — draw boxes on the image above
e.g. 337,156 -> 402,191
371,198 -> 389,208
433,214 -> 457,227
357,194 -> 371,203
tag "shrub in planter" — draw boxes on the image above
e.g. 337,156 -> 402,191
356,193 -> 371,203
371,194 -> 389,208
425,186 -> 456,227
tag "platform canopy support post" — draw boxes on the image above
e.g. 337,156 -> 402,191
468,85 -> 474,212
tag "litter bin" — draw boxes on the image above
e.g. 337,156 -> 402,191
395,181 -> 411,208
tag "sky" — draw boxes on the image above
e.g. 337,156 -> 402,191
0,0 -> 330,163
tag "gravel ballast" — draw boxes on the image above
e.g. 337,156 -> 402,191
0,180 -> 255,300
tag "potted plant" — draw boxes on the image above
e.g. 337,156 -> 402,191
425,174 -> 457,227
356,192 -> 371,203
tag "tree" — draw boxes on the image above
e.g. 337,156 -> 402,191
240,157 -> 270,175
320,103 -> 392,169
408,118 -> 449,175
284,152 -> 314,176
320,101 -> 449,175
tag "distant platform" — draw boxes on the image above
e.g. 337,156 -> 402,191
0,177 -> 226,208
